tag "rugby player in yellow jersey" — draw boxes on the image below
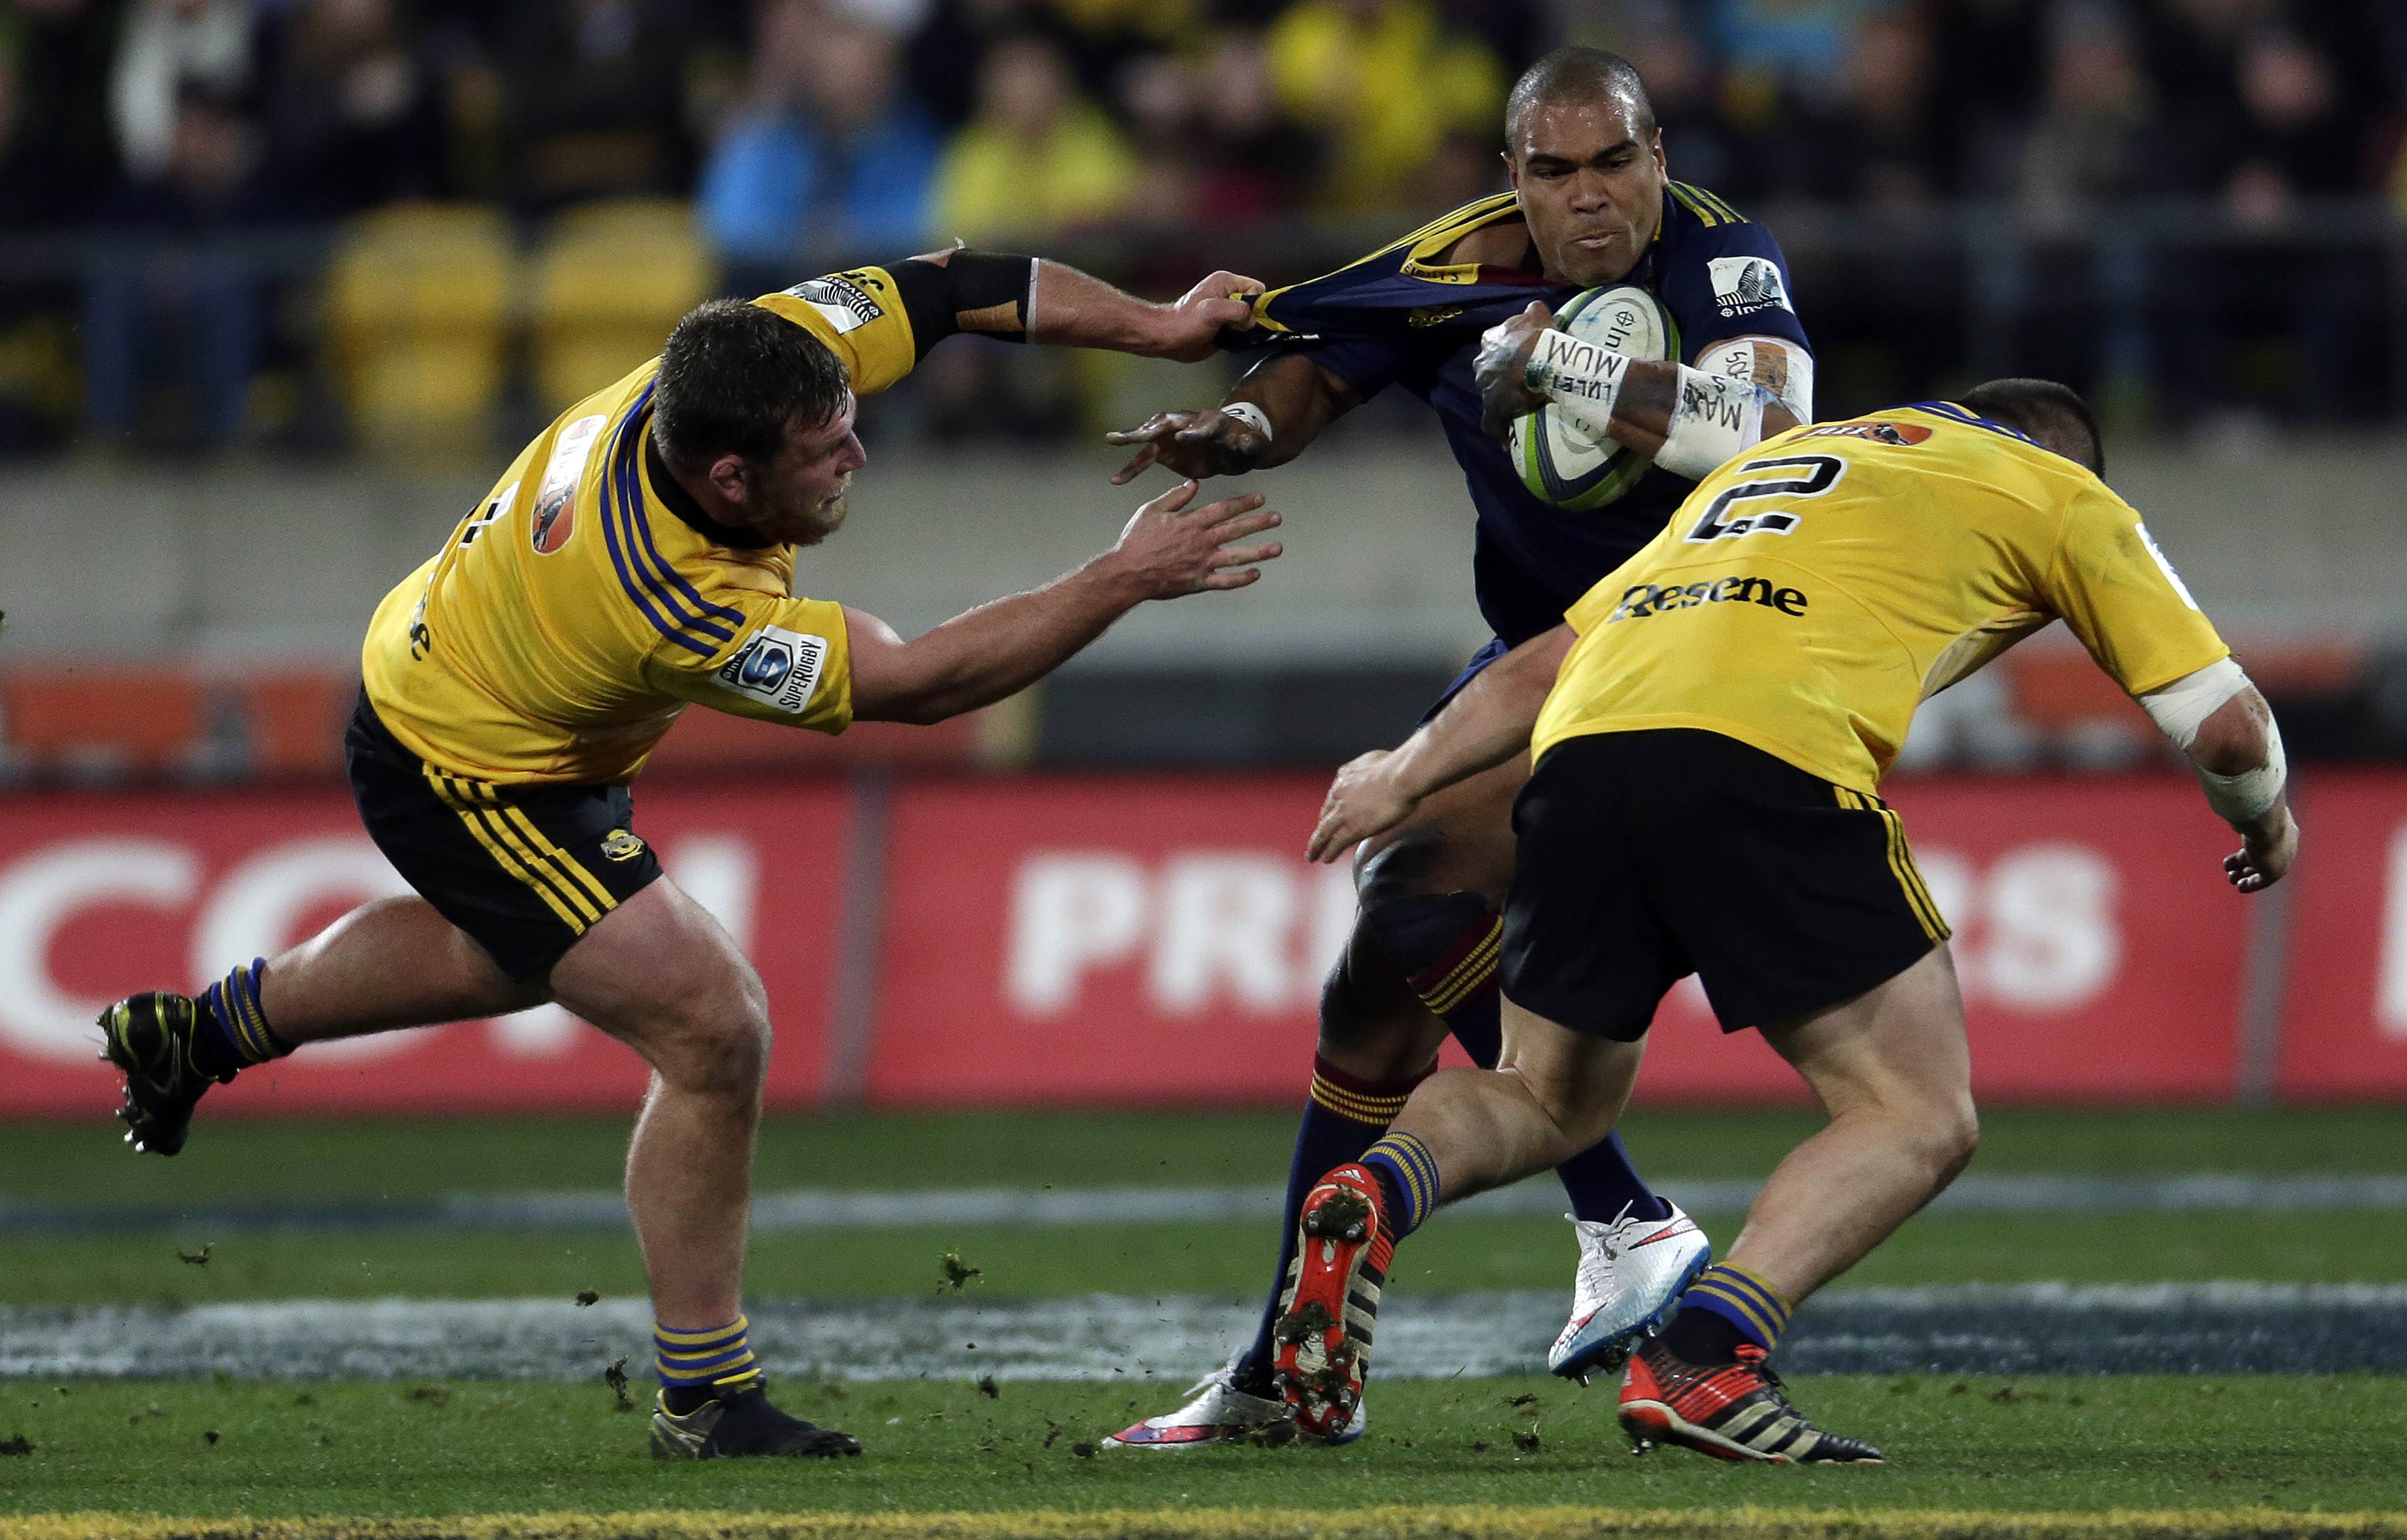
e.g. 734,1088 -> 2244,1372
1278,377 -> 2296,1465
96,249 -> 1282,1459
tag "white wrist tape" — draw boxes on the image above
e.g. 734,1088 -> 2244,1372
1220,400 -> 1273,440
2143,659 -> 2285,823
2138,657 -> 2250,751
2198,722 -> 2286,825
1527,327 -> 1628,440
1655,365 -> 1770,479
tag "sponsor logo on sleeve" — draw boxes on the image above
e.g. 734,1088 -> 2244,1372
1706,256 -> 1792,319
532,414 -> 607,554
782,275 -> 885,336
716,624 -> 830,716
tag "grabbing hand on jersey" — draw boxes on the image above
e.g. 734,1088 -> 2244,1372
1104,406 -> 1274,485
1104,480 -> 1285,596
1148,270 -> 1268,362
1472,300 -> 1556,437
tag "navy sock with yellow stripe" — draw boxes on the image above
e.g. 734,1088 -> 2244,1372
1665,1263 -> 1793,1362
193,958 -> 286,1080
1359,1131 -> 1441,1240
1232,1055 -> 1426,1394
656,1315 -> 762,1413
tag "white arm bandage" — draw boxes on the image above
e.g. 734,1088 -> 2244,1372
2139,658 -> 2287,824
1525,331 -> 1808,481
1524,326 -> 1628,429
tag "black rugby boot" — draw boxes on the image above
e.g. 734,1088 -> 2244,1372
649,1380 -> 863,1460
97,993 -> 233,1157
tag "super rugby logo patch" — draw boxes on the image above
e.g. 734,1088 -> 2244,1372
783,273 -> 885,335
717,624 -> 829,716
1707,257 -> 1791,319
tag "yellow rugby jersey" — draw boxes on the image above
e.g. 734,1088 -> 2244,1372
1533,402 -> 2231,793
362,270 -> 921,783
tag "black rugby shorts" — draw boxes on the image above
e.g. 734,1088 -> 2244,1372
1500,728 -> 1947,1041
345,692 -> 663,982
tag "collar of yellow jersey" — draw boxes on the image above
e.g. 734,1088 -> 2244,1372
641,424 -> 776,550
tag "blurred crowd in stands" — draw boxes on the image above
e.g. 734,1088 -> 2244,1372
2,0 -> 2405,454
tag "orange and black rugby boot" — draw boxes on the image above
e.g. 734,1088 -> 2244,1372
1619,1337 -> 1883,1465
1269,1163 -> 1391,1441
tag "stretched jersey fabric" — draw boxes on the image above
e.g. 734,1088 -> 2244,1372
362,269 -> 924,784
1534,403 -> 2232,793
1223,185 -> 1809,645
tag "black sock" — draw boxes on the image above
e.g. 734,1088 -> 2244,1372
1661,1304 -> 1749,1365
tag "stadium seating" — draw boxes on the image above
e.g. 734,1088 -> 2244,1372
530,200 -> 711,415
323,205 -> 516,454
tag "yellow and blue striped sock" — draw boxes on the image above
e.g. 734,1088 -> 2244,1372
655,1315 -> 761,1410
1672,1263 -> 1793,1356
195,957 -> 285,1077
1361,1131 -> 1442,1240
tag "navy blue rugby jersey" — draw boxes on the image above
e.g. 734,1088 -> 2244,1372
1222,184 -> 1811,646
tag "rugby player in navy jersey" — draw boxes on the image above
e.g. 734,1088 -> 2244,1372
1103,48 -> 1816,1448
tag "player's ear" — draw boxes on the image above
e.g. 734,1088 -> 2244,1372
706,452 -> 751,507
1501,150 -> 1520,191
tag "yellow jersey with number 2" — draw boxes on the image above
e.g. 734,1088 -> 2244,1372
1533,402 -> 2231,793
362,271 -> 921,784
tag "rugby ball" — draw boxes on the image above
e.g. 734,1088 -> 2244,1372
1508,284 -> 1679,510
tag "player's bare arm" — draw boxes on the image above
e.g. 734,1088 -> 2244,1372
1473,300 -> 1809,464
1307,624 -> 1574,863
2140,664 -> 2297,892
883,248 -> 1262,362
1106,351 -> 1361,485
847,482 -> 1282,724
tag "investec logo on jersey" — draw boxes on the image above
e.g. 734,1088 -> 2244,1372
718,623 -> 829,716
1799,420 -> 1932,447
1706,257 -> 1791,319
783,273 -> 885,335
1608,574 -> 1807,620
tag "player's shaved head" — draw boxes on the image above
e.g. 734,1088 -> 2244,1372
1506,47 -> 1655,147
654,298 -> 851,473
1960,378 -> 2106,476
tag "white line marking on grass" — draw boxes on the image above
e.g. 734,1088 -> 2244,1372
6,1284 -> 2405,1382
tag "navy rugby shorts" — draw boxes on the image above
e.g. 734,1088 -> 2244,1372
1500,728 -> 1948,1041
345,692 -> 663,982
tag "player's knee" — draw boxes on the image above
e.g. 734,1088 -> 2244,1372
1355,825 -> 1451,910
657,976 -> 771,1097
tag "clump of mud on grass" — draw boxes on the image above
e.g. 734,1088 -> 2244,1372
938,1252 -> 983,1293
604,1357 -> 634,1412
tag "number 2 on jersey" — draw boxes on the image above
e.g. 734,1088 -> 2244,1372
1685,454 -> 1846,544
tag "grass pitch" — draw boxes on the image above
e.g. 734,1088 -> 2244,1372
7,1106 -> 2403,1305
4,1106 -> 2403,1533
2,1375 -> 2402,1524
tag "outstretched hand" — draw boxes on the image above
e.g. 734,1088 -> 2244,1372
1105,407 -> 1271,485
1105,480 -> 1284,599
1474,300 -> 1556,441
1151,270 -> 1268,362
1306,749 -> 1420,863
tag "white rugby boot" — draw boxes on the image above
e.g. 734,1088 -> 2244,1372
1101,1351 -> 1366,1449
1547,1200 -> 1713,1383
